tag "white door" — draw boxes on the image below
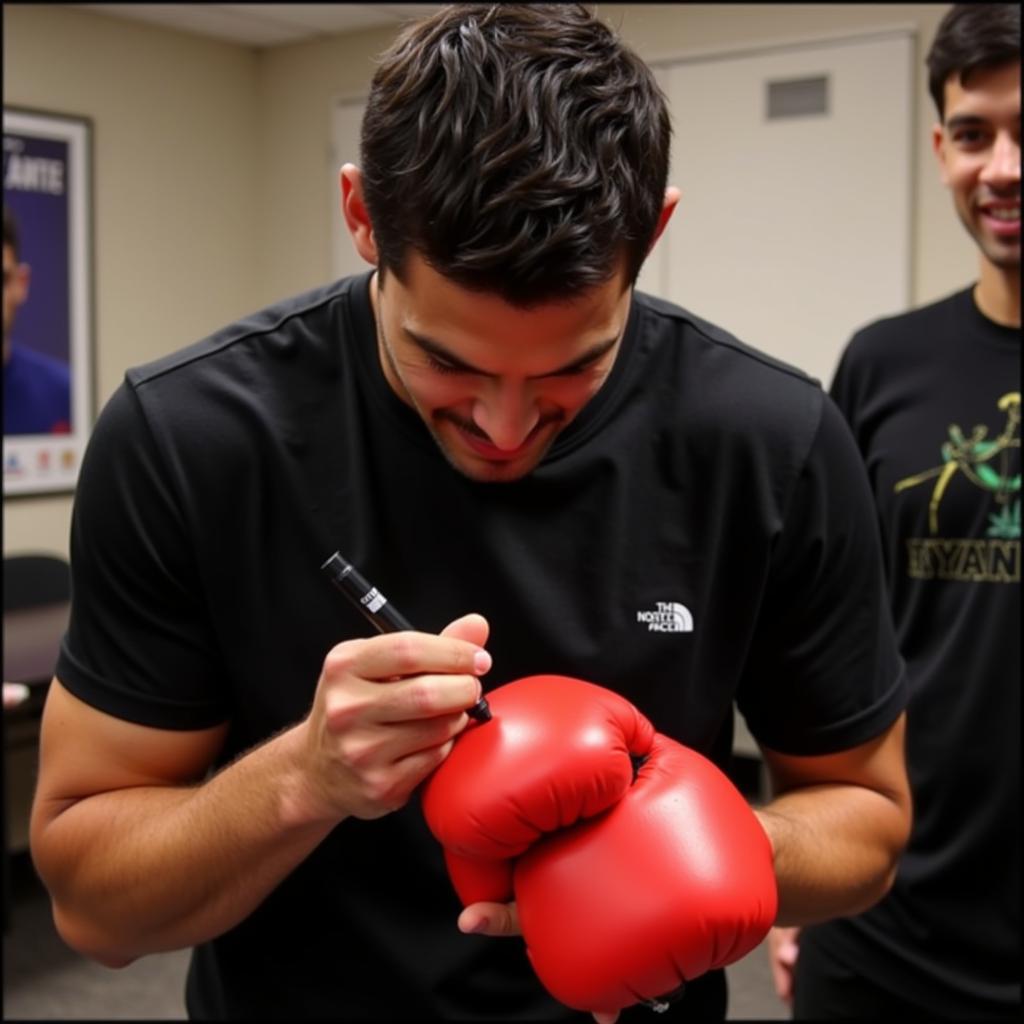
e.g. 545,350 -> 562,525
637,31 -> 913,387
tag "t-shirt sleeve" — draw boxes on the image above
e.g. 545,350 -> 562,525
736,394 -> 907,755
56,380 -> 230,729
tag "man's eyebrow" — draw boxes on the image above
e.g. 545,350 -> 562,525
402,328 -> 621,378
944,114 -> 989,130
403,331 -> 478,372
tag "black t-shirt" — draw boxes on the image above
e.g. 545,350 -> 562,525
803,287 -> 1021,1016
57,272 -> 906,1020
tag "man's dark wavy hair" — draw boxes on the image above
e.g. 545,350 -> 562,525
360,3 -> 671,307
926,3 -> 1020,118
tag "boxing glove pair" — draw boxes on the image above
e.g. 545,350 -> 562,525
420,675 -> 777,1015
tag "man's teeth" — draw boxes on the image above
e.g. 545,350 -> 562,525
987,206 -> 1020,221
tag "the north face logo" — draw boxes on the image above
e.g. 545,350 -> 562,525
637,601 -> 694,633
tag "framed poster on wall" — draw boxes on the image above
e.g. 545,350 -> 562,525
3,106 -> 94,497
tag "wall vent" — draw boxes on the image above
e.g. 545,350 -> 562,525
766,75 -> 829,119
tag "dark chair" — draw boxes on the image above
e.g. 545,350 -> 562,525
3,552 -> 70,931
3,553 -> 70,612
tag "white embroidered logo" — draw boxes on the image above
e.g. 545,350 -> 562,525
637,601 -> 694,633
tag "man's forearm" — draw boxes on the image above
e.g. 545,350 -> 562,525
32,723 -> 335,966
754,782 -> 910,927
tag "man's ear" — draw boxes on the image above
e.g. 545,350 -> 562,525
340,163 -> 379,266
931,123 -> 951,188
647,186 -> 681,253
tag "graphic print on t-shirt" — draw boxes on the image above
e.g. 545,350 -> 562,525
895,391 -> 1020,582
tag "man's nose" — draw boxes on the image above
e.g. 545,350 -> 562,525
980,130 -> 1021,187
472,383 -> 540,451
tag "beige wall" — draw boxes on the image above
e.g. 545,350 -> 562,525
4,4 -> 261,558
4,3 -> 975,561
253,23 -> 401,303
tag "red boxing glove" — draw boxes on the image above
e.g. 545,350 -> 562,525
515,732 -> 777,1013
421,674 -> 655,904
421,675 -> 777,1015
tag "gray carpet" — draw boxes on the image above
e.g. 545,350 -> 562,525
2,852 -> 789,1020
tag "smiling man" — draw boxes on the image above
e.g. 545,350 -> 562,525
940,62 -> 1020,278
362,249 -> 633,481
31,5 -> 911,1022
769,4 -> 1020,1020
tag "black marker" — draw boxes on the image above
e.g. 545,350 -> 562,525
321,551 -> 492,723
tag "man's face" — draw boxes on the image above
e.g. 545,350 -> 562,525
933,60 -> 1020,270
3,242 -> 30,351
373,252 -> 632,483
